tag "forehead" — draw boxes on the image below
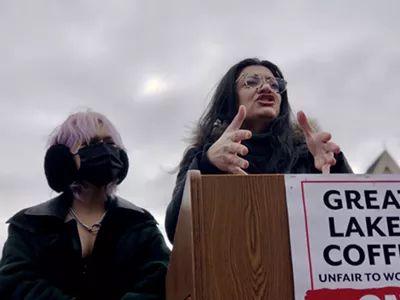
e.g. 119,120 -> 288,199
240,65 -> 274,78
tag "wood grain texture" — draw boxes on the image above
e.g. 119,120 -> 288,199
194,174 -> 294,300
166,170 -> 202,300
168,172 -> 294,300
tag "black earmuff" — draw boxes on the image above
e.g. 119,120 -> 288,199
44,144 -> 78,193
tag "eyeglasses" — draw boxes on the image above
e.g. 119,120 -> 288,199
236,73 -> 287,94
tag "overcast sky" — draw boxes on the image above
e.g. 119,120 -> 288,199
1,0 -> 399,253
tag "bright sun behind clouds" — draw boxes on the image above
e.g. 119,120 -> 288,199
143,77 -> 167,95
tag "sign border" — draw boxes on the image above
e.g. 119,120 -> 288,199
300,179 -> 400,291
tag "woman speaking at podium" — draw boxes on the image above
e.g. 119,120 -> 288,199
165,58 -> 353,244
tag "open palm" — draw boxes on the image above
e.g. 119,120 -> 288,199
297,111 -> 341,174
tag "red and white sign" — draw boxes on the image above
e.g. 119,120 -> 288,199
285,174 -> 400,300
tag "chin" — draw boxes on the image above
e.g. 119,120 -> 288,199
257,108 -> 279,120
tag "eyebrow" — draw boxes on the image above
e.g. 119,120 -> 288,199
249,73 -> 274,79
236,73 -> 275,83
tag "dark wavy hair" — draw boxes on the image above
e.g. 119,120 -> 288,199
179,58 -> 306,173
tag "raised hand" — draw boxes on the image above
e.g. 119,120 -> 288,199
207,105 -> 252,174
297,111 -> 341,174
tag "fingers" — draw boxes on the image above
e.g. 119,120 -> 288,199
225,154 -> 249,169
223,153 -> 249,175
324,142 -> 341,154
323,152 -> 336,165
230,166 -> 248,175
226,143 -> 248,156
297,111 -> 314,138
314,156 -> 325,171
226,105 -> 247,131
316,132 -> 332,143
231,129 -> 252,143
315,152 -> 336,174
321,164 -> 331,174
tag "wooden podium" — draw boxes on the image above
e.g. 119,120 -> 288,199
166,170 -> 294,300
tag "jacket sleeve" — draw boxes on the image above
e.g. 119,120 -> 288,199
120,227 -> 171,300
0,224 -> 75,300
164,144 -> 224,244
331,152 -> 353,174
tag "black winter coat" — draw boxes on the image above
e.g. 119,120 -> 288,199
165,130 -> 353,243
0,193 -> 170,300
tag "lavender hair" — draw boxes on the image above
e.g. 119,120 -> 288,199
48,110 -> 125,197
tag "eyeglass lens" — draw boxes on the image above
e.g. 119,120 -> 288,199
244,74 -> 285,93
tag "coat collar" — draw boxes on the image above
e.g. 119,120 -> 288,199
7,192 -> 144,225
24,193 -> 144,220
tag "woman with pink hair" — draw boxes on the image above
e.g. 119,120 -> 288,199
0,110 -> 170,300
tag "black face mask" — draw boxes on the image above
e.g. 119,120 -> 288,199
78,143 -> 125,187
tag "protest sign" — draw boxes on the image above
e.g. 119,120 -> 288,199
285,174 -> 400,300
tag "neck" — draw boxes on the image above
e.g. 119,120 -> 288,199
71,185 -> 107,214
244,119 -> 271,134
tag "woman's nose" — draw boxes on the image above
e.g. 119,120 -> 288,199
257,82 -> 273,93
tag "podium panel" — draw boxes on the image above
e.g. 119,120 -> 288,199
166,171 -> 294,300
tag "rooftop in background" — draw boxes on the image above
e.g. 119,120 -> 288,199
365,150 -> 400,174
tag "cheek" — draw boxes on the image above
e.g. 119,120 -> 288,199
276,94 -> 282,106
74,155 -> 81,170
238,89 -> 255,105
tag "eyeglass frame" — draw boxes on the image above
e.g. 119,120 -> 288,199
235,72 -> 288,94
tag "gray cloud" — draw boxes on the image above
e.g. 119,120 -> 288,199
1,0 -> 400,253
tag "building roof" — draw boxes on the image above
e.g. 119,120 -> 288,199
366,150 -> 400,174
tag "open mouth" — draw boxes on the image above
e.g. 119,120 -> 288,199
255,94 -> 275,105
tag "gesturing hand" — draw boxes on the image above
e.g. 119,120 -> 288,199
207,105 -> 252,174
297,111 -> 341,174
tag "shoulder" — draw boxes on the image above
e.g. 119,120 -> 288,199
114,197 -> 165,246
5,207 -> 31,231
112,196 -> 159,226
182,146 -> 203,169
6,194 -> 68,233
113,196 -> 145,213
